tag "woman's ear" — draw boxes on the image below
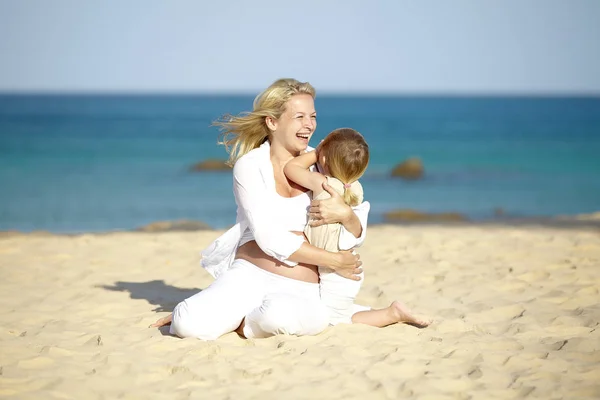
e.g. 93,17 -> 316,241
265,116 -> 277,132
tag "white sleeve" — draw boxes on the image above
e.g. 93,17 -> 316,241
338,201 -> 370,250
233,157 -> 304,266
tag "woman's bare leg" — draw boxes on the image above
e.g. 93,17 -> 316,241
149,313 -> 172,328
351,301 -> 432,328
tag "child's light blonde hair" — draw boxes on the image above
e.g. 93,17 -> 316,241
213,78 -> 316,166
317,128 -> 369,207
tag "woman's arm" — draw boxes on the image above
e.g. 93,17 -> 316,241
308,182 -> 369,244
288,243 -> 363,280
234,154 -> 362,278
233,156 -> 304,265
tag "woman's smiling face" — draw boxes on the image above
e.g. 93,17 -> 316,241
268,94 -> 317,155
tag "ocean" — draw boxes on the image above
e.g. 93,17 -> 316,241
1,94 -> 599,233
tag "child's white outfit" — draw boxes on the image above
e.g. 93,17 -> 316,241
304,176 -> 366,325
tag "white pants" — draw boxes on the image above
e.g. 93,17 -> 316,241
319,267 -> 364,325
170,259 -> 330,340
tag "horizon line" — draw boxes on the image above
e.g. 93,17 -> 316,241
1,89 -> 600,98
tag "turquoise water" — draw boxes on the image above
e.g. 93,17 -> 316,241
1,95 -> 599,233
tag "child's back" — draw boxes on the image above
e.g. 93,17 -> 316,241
304,176 -> 364,252
304,176 -> 365,325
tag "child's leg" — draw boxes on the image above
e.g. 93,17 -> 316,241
351,301 -> 432,328
319,268 -> 363,325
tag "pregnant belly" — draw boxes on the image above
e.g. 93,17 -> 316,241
235,234 -> 319,283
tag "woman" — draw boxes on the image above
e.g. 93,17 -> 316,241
152,78 -> 422,340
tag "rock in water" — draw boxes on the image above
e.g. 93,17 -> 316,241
190,159 -> 231,172
391,158 -> 424,180
384,209 -> 467,223
135,220 -> 212,232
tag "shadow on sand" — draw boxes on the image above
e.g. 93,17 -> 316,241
99,280 -> 202,312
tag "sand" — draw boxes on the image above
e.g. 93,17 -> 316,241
0,224 -> 599,399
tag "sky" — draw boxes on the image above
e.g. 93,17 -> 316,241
0,0 -> 599,94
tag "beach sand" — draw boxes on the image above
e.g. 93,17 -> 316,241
0,224 -> 599,399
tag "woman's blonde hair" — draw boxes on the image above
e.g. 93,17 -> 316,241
214,78 -> 316,166
317,128 -> 369,206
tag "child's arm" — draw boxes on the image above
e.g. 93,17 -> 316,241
284,151 -> 327,194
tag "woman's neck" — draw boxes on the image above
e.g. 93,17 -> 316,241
269,143 -> 299,169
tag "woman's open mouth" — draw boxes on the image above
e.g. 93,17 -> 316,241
296,133 -> 311,143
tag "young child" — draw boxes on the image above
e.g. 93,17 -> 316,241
284,128 -> 431,328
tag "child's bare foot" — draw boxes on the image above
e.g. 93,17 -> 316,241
149,313 -> 172,328
389,301 -> 432,328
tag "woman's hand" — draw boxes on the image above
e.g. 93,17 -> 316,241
308,182 -> 352,227
331,250 -> 363,281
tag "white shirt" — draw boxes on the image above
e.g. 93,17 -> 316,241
202,140 -> 371,279
238,189 -> 311,248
